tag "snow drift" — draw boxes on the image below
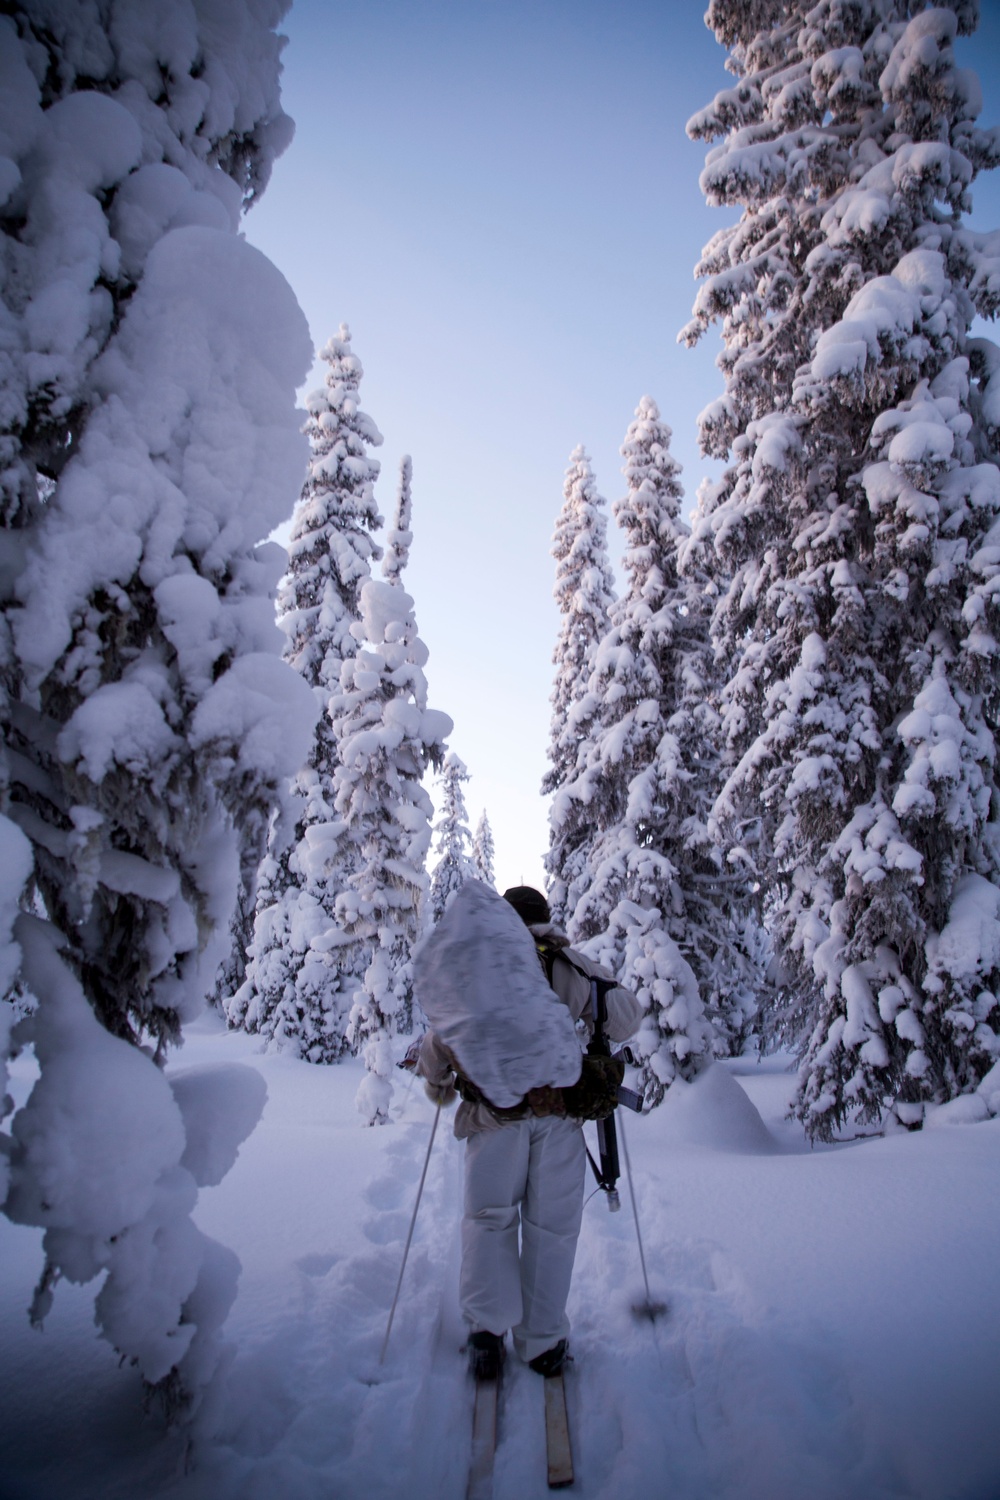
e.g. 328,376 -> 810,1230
655,1063 -> 777,1153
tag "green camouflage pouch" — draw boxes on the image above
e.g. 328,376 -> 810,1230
526,1083 -> 569,1118
562,1052 -> 625,1121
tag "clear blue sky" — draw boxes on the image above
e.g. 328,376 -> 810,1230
244,0 -> 1000,896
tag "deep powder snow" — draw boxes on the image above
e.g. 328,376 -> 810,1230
2,1012 -> 999,1500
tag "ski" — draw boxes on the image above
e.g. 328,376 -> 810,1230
467,1371 -> 499,1500
543,1371 -> 574,1488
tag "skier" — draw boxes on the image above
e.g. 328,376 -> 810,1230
418,884 -> 641,1380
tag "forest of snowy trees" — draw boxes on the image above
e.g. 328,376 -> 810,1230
1,0 -> 999,1426
545,0 -> 1000,1140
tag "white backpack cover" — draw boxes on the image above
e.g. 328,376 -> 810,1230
413,880 -> 582,1107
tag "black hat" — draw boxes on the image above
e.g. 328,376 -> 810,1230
502,885 -> 551,925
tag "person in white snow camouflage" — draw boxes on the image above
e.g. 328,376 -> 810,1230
418,885 -> 641,1379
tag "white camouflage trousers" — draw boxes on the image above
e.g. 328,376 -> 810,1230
460,1114 -> 586,1364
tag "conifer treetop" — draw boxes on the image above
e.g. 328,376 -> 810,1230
383,455 -> 414,584
279,324 -> 384,693
543,444 -> 616,798
429,752 -> 476,921
472,809 -> 496,888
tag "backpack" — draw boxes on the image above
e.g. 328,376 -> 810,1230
539,943 -> 624,1122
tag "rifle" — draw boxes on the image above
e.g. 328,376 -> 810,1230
585,976 -> 642,1212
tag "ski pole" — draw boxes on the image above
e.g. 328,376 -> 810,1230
379,1099 -> 442,1365
619,1110 -> 666,1321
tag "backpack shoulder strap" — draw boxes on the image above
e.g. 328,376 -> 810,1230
556,946 -> 598,985
534,938 -> 559,987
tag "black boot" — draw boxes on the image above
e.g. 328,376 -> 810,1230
528,1339 -> 568,1377
468,1330 -> 505,1380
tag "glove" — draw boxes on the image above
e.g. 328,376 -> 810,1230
424,1078 -> 457,1108
397,1037 -> 423,1071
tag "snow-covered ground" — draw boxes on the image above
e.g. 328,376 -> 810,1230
2,1011 -> 999,1500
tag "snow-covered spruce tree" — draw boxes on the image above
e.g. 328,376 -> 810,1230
332,496 -> 452,1123
683,0 -> 1000,1135
0,818 -> 33,1210
677,481 -> 770,1060
230,327 -> 384,1062
0,0 -> 317,1415
471,810 -> 496,887
210,879 -> 255,1011
382,454 -> 413,584
222,846 -> 285,1033
543,446 -> 617,925
557,401 -> 716,1104
428,752 -> 476,923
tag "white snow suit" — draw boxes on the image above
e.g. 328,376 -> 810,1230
418,922 -> 641,1363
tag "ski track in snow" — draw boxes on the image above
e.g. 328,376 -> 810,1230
2,1023 -> 1000,1499
548,1209 -> 895,1500
163,1071 -> 473,1500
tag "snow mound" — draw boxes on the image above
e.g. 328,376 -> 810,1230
977,1060 -> 1000,1117
168,1063 -> 268,1187
656,1063 -> 777,1153
413,880 -> 582,1108
925,1094 -> 991,1129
